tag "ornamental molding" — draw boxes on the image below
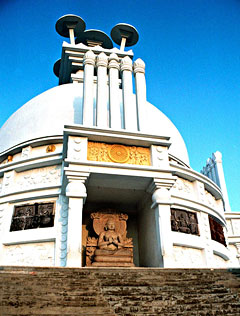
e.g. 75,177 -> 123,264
15,166 -> 61,191
87,141 -> 151,166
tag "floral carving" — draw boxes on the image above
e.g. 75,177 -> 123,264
87,142 -> 150,166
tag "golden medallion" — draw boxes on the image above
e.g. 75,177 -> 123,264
108,144 -> 129,163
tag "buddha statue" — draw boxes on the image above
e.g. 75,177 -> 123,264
86,211 -> 134,267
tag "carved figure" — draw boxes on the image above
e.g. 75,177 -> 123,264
209,216 -> 226,246
98,219 -> 125,250
171,209 -> 199,236
86,210 -> 134,267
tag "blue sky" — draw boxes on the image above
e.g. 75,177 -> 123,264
0,0 -> 239,211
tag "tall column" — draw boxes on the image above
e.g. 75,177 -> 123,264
65,178 -> 87,267
96,52 -> 108,128
150,177 -> 176,267
83,50 -> 95,126
109,53 -> 121,129
120,56 -> 137,131
133,58 -> 147,132
213,151 -> 231,212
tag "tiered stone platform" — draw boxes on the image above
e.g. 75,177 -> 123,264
1,266 -> 240,315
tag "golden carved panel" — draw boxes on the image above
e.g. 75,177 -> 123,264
87,142 -> 151,166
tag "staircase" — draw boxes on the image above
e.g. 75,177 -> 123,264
1,266 -> 240,315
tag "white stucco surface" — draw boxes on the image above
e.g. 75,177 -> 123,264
0,83 -> 189,164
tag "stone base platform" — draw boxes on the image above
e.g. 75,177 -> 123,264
92,262 -> 134,267
1,266 -> 240,315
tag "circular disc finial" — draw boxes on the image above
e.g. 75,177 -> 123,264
76,29 -> 113,49
111,23 -> 139,47
55,14 -> 86,38
53,59 -> 61,77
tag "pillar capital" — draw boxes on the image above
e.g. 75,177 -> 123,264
66,180 -> 86,198
120,56 -> 133,72
83,50 -> 95,66
96,52 -> 108,68
108,53 -> 120,70
148,176 -> 177,208
133,58 -> 145,74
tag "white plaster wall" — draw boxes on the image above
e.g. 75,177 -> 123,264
2,242 -> 55,266
172,246 -> 205,268
231,219 -> 240,236
213,254 -> 228,268
228,244 -> 239,267
0,177 -> 3,194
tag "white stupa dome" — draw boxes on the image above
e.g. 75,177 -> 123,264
0,83 -> 189,165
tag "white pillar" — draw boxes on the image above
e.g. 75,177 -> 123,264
109,53 -> 121,129
83,50 -> 95,126
152,187 -> 173,267
65,179 -> 87,267
120,56 -> 137,131
96,52 -> 108,128
213,151 -> 231,212
133,58 -> 147,132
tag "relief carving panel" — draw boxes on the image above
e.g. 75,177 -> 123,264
209,216 -> 226,246
171,209 -> 199,235
87,142 -> 150,166
10,203 -> 54,231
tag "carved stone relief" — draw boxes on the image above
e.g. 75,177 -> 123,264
3,242 -> 54,266
209,216 -> 226,246
21,146 -> 32,159
2,171 -> 15,195
10,203 -> 54,231
173,246 -> 204,268
205,190 -> 217,208
15,166 -> 61,191
86,210 -> 134,267
87,142 -> 151,166
171,209 -> 199,235
232,219 -> 240,236
171,178 -> 193,196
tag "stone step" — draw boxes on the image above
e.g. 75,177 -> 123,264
1,267 -> 240,316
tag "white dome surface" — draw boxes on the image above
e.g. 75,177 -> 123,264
0,83 -> 189,164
